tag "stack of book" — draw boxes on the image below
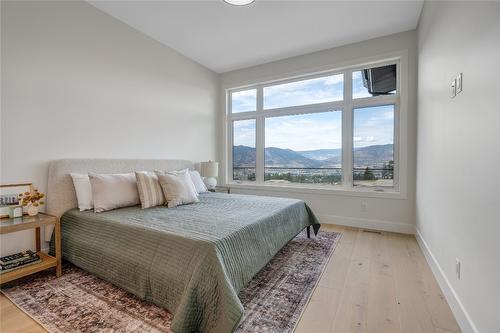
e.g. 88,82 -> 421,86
0,250 -> 41,274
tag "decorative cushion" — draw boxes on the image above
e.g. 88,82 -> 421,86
158,169 -> 199,197
189,170 -> 208,193
89,172 -> 140,212
135,171 -> 165,209
70,173 -> 93,211
156,169 -> 199,208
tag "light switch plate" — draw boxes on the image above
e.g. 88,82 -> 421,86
456,73 -> 462,94
451,79 -> 456,98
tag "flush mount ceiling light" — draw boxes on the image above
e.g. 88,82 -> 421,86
223,0 -> 255,6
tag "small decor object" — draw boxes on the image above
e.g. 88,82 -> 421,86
8,205 -> 23,218
209,186 -> 230,194
0,250 -> 41,274
200,161 -> 219,190
0,213 -> 62,283
18,188 -> 45,216
0,183 -> 33,218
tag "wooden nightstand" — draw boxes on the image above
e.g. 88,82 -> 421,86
0,213 -> 62,284
208,186 -> 230,193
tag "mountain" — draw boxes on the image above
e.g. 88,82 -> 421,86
319,155 -> 342,167
232,146 -> 322,168
353,144 -> 393,167
233,144 -> 393,168
232,145 -> 256,167
264,147 -> 322,168
297,148 -> 342,161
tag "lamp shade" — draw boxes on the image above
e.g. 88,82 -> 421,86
224,0 -> 255,5
200,161 -> 219,178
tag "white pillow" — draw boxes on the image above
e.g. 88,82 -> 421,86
162,169 -> 199,197
156,169 -> 199,208
89,172 -> 140,212
189,170 -> 208,193
70,173 -> 93,211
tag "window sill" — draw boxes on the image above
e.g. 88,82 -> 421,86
227,182 -> 406,200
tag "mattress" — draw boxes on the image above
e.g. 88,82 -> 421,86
52,192 -> 319,333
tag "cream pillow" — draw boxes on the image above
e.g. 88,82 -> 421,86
135,171 -> 165,209
70,173 -> 94,211
156,169 -> 199,208
168,169 -> 199,195
89,172 -> 140,212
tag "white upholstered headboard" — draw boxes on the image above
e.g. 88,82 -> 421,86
46,158 -> 193,219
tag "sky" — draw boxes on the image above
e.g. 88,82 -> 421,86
233,119 -> 256,148
353,104 -> 394,148
232,89 -> 256,113
263,74 -> 343,109
265,112 -> 342,151
232,72 -> 395,152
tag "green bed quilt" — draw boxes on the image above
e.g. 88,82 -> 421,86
53,192 -> 319,333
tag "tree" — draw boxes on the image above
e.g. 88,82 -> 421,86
363,167 -> 375,180
382,160 -> 394,179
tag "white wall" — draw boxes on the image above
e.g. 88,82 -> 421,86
0,1 -> 219,255
416,2 -> 500,332
221,31 -> 418,234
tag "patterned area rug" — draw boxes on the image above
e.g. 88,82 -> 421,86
1,230 -> 340,333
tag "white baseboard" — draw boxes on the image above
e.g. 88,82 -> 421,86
415,230 -> 478,333
317,214 -> 415,234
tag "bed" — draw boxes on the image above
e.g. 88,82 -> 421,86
46,159 -> 320,333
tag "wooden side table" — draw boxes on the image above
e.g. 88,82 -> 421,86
0,213 -> 62,284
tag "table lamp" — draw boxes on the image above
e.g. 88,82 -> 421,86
200,161 -> 219,190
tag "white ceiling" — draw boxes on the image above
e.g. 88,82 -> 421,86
89,0 -> 423,73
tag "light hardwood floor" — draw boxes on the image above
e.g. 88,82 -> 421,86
0,224 -> 461,333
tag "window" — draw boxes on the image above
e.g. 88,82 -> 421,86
353,105 -> 395,187
263,74 -> 343,109
265,111 -> 342,185
227,60 -> 400,192
233,119 -> 256,181
231,89 -> 257,113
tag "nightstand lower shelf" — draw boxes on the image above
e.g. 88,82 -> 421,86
0,252 -> 57,284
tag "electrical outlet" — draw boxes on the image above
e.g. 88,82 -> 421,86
456,73 -> 463,94
451,79 -> 456,98
361,202 -> 367,212
456,258 -> 461,280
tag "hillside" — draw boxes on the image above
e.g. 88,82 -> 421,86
265,147 -> 323,168
297,148 -> 342,161
232,145 -> 256,167
353,144 -> 393,167
233,144 -> 393,168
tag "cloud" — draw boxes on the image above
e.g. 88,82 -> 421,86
323,74 -> 344,85
231,81 -> 395,152
264,75 -> 343,109
233,119 -> 255,147
233,106 -> 394,151
353,105 -> 394,147
233,89 -> 255,98
265,112 -> 342,151
232,89 -> 256,112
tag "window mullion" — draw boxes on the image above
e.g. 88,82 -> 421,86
227,118 -> 234,183
343,70 -> 354,188
255,87 -> 265,183
393,101 -> 400,191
